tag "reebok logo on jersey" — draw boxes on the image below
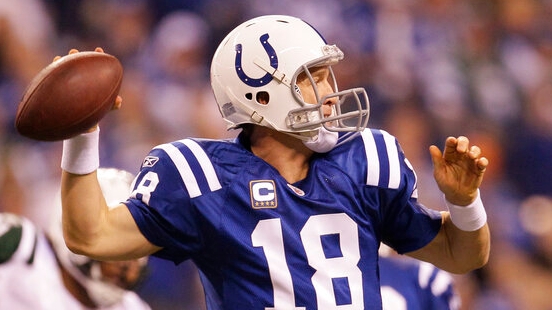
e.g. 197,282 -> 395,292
250,180 -> 277,209
142,156 -> 159,168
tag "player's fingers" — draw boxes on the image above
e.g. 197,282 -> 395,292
443,136 -> 459,159
112,96 -> 122,110
444,136 -> 456,147
429,145 -> 443,168
95,47 -> 104,53
476,156 -> 489,172
455,136 -> 469,153
468,145 -> 481,159
85,124 -> 99,133
53,48 -> 80,62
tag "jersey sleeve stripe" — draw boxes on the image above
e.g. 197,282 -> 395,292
361,130 -> 380,186
155,139 -> 222,198
373,133 -> 391,187
178,143 -> 212,195
156,143 -> 202,198
382,131 -> 401,189
181,139 -> 222,192
361,129 -> 401,189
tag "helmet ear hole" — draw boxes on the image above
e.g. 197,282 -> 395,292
245,93 -> 253,100
256,91 -> 270,105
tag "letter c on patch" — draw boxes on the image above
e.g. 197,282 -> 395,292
252,181 -> 275,201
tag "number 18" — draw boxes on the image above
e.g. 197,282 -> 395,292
251,213 -> 364,309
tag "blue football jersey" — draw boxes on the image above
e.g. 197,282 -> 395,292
379,255 -> 459,310
125,129 -> 442,310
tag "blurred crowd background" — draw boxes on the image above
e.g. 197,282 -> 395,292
1,0 -> 552,309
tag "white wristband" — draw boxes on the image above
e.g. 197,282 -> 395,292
61,128 -> 100,175
445,190 -> 487,231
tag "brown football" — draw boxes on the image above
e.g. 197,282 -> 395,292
15,51 -> 123,141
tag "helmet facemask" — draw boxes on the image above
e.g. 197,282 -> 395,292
286,45 -> 370,147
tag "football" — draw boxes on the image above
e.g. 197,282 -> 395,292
15,51 -> 123,141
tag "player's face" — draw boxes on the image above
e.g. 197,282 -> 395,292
296,66 -> 337,118
99,259 -> 145,289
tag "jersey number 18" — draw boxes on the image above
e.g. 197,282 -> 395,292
252,213 -> 364,309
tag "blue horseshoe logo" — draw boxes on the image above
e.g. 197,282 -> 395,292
235,33 -> 278,87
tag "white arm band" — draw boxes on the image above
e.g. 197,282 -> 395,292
445,190 -> 487,231
61,128 -> 100,175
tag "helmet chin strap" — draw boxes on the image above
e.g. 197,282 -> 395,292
301,127 -> 339,153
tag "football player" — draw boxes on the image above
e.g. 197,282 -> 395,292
58,15 -> 490,309
379,245 -> 460,310
0,168 -> 150,309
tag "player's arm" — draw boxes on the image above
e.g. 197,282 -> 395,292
406,136 -> 490,274
407,213 -> 490,274
61,168 -> 160,261
55,48 -> 160,260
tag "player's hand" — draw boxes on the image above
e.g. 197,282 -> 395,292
53,47 -> 122,133
429,136 -> 488,206
52,47 -> 80,62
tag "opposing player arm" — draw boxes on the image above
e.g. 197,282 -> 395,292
406,136 -> 491,274
61,169 -> 160,260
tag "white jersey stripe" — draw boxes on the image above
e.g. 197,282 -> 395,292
180,139 -> 222,192
382,131 -> 401,189
156,143 -> 202,198
361,130 -> 380,186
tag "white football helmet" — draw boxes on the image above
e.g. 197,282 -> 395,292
47,168 -> 147,307
210,15 -> 370,146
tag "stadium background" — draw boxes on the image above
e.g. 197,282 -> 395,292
1,0 -> 552,309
